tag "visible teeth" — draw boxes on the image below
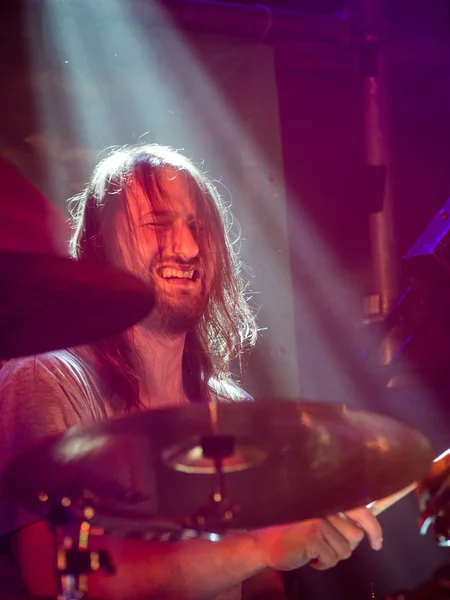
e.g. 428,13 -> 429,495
161,268 -> 194,279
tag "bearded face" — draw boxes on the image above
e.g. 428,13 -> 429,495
113,167 -> 214,333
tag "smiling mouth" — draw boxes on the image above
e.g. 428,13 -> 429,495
156,266 -> 200,282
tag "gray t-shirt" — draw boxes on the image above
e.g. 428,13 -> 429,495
0,349 -> 243,600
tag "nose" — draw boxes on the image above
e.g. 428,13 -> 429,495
171,219 -> 199,259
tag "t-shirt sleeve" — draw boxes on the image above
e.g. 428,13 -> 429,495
0,355 -> 90,536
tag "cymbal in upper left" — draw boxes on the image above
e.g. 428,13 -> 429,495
0,157 -> 155,358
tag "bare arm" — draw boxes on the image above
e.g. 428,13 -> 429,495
13,507 -> 382,600
13,520 -> 268,600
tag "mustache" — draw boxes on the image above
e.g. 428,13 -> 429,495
149,256 -> 200,269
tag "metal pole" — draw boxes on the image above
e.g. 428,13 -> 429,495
360,0 -> 399,366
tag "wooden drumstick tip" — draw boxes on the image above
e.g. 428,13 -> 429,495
367,482 -> 418,517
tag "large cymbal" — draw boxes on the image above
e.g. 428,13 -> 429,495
0,252 -> 155,358
0,157 -> 155,357
1,400 -> 434,532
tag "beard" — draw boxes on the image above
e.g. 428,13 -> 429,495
141,254 -> 212,333
150,287 -> 209,333
143,268 -> 209,334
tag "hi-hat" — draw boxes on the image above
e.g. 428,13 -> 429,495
0,157 -> 155,357
1,400 -> 434,533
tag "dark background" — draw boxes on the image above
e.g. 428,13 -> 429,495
276,3 -> 450,598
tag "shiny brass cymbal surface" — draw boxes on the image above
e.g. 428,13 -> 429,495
1,400 -> 434,532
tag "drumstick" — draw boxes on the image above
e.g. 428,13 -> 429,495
366,449 -> 450,517
366,481 -> 418,516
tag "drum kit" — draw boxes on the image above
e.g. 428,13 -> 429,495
1,159 -> 450,600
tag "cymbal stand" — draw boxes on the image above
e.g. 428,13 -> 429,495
186,435 -> 238,534
40,492 -> 115,600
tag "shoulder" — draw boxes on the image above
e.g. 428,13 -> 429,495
0,347 -> 108,422
0,351 -> 76,417
0,352 -> 64,389
208,377 -> 254,403
0,348 -> 88,391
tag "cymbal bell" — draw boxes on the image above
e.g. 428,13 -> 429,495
162,435 -> 268,473
1,400 -> 434,533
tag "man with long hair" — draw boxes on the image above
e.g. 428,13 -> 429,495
0,144 -> 382,599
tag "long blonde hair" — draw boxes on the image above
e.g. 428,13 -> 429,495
69,144 -> 257,410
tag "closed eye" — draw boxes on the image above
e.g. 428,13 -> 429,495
140,220 -> 172,229
189,220 -> 205,237
140,210 -> 174,229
